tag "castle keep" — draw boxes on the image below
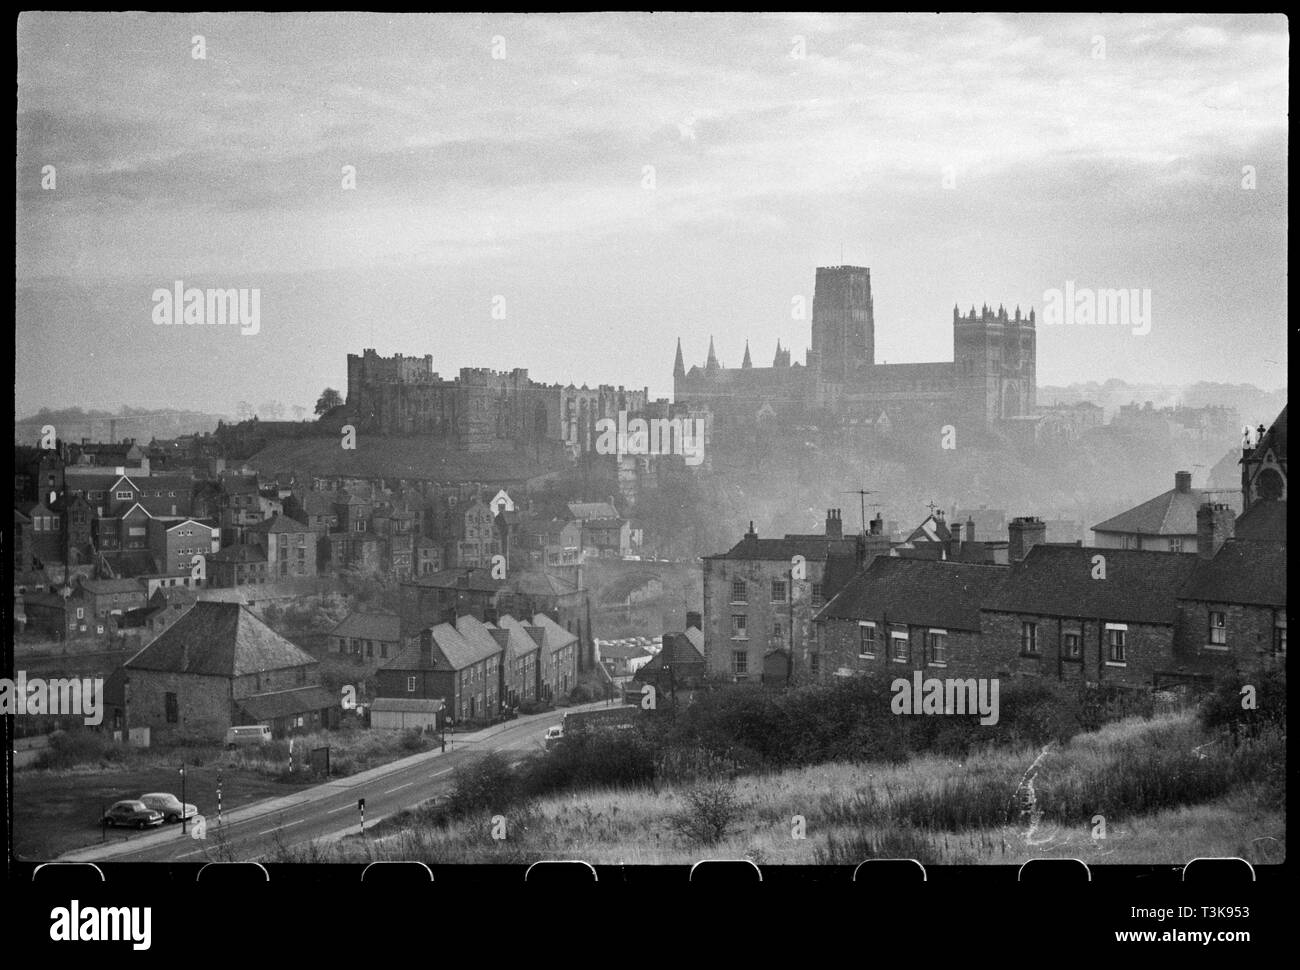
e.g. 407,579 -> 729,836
674,265 -> 1037,436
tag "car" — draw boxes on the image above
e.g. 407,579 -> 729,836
101,800 -> 164,830
138,792 -> 198,824
543,725 -> 564,749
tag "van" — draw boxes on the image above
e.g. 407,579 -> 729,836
543,725 -> 563,750
225,724 -> 272,749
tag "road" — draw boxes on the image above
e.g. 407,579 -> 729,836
59,703 -> 603,864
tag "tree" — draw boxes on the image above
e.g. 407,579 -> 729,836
315,388 -> 343,416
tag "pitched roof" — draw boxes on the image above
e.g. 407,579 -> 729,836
126,602 -> 317,676
1178,540 -> 1287,608
208,543 -> 267,563
79,578 -> 146,595
510,570 -> 579,597
906,514 -> 952,544
1235,500 -> 1287,543
817,557 -> 1007,632
455,614 -> 508,662
383,621 -> 500,672
1249,404 -> 1287,461
530,612 -> 578,658
328,611 -> 402,642
371,697 -> 445,713
638,632 -> 705,677
706,534 -> 861,562
248,513 -> 311,534
495,614 -> 545,656
983,545 -> 1199,625
1093,486 -> 1242,536
237,686 -> 336,721
683,626 -> 704,652
404,567 -> 504,593
568,501 -> 619,520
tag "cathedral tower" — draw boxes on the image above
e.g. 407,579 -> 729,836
809,266 -> 874,384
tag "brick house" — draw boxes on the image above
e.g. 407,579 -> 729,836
147,517 -> 219,576
329,610 -> 403,661
1092,470 -> 1241,553
102,601 -> 335,741
249,513 -> 317,580
207,542 -> 270,587
813,557 -> 1008,682
635,631 -> 707,694
78,577 -> 148,618
702,511 -> 881,684
531,612 -> 579,702
375,621 -> 502,724
492,614 -> 542,707
980,545 -> 1200,688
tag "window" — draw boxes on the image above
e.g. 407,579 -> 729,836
116,490 -> 133,500
1207,611 -> 1227,647
1121,535 -> 1134,550
890,629 -> 909,662
927,629 -> 948,665
809,652 -> 820,675
1021,621 -> 1039,655
380,642 -> 389,659
76,607 -> 84,619
731,650 -> 748,675
406,676 -> 416,692
731,614 -> 748,639
351,638 -> 361,655
1169,537 -> 1183,553
1063,631 -> 1081,660
1106,624 -> 1127,664
771,579 -> 787,602
1273,612 -> 1286,657
731,579 -> 747,603
858,621 -> 877,658
773,622 -> 783,639
165,692 -> 178,724
811,583 -> 825,608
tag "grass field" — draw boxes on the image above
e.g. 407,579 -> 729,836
268,709 -> 1285,866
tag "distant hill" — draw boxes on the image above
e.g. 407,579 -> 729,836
1038,380 -> 1286,428
244,434 -> 570,484
14,407 -> 225,445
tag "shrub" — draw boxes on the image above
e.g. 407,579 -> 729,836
568,684 -> 595,704
399,729 -> 426,753
1199,667 -> 1286,740
524,729 -> 656,796
668,782 -> 741,846
36,730 -> 130,769
447,752 -> 518,817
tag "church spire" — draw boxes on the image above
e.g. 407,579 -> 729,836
742,341 -> 752,369
673,337 -> 685,380
706,336 -> 719,371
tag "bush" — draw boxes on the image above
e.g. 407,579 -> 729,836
668,782 -> 741,846
36,730 -> 130,769
399,728 -> 426,753
568,684 -> 595,704
448,752 -> 518,817
1199,667 -> 1286,740
524,729 -> 656,796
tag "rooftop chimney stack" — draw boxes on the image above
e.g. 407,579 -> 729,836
825,509 -> 843,539
1175,470 -> 1192,493
1196,503 -> 1235,560
745,521 -> 757,540
966,516 -> 976,542
1008,516 -> 1047,562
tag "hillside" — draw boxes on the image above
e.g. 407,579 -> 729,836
245,434 -> 570,483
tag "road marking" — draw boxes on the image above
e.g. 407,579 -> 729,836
384,782 -> 414,793
177,847 -> 206,859
326,804 -> 350,814
256,819 -> 305,836
432,768 -> 452,777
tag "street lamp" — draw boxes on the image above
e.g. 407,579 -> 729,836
178,763 -> 187,835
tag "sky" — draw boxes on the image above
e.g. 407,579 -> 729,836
15,12 -> 1289,418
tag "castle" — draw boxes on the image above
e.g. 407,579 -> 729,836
674,265 -> 1037,437
346,350 -> 666,455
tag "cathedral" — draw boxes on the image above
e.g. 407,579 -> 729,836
673,265 -> 1037,437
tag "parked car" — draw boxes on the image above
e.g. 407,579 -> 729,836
101,800 -> 164,830
543,725 -> 564,749
138,793 -> 198,824
225,724 -> 272,749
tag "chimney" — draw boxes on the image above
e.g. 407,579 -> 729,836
686,610 -> 702,630
825,509 -> 842,539
1008,516 -> 1046,562
1174,470 -> 1192,493
966,516 -> 976,542
870,512 -> 883,537
420,628 -> 433,665
949,522 -> 963,559
745,520 -> 757,540
1196,503 -> 1235,560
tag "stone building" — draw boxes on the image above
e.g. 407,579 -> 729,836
674,264 -> 1037,440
